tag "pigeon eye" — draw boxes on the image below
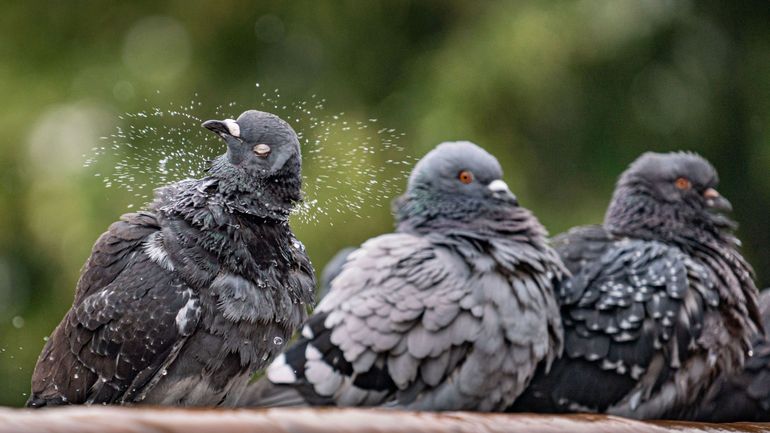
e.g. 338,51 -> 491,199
253,144 -> 271,157
458,170 -> 474,184
675,177 -> 691,190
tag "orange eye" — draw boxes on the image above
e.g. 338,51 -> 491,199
675,177 -> 691,190
458,170 -> 473,184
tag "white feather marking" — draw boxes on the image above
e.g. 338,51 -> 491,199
628,390 -> 642,411
565,400 -> 595,412
305,343 -> 322,361
305,358 -> 336,390
144,233 -> 174,271
223,119 -> 240,137
266,354 -> 297,384
601,358 -> 625,372
302,325 -> 314,339
175,289 -> 198,334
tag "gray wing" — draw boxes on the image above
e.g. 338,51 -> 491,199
511,225 -> 720,417
28,212 -> 201,406
251,232 -> 559,411
317,247 -> 356,301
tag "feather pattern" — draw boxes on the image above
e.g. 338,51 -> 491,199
241,141 -> 565,411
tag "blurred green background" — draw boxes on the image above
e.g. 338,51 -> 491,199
1,0 -> 769,406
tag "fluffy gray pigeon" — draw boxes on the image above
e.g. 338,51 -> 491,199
509,152 -> 761,419
240,141 -> 566,411
317,247 -> 356,300
681,289 -> 770,422
27,110 -> 315,407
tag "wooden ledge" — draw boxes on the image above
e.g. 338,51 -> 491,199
1,406 -> 768,433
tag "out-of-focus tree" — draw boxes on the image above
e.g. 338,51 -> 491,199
0,0 -> 768,406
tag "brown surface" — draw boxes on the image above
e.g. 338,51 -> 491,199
0,407 -> 769,433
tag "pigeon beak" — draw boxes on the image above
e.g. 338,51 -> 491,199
704,188 -> 732,212
202,119 -> 241,139
488,179 -> 518,205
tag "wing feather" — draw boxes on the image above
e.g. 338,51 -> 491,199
28,213 -> 200,406
245,230 -> 560,411
512,225 -> 721,416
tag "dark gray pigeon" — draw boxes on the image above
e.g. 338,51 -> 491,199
681,289 -> 770,422
239,141 -> 566,411
317,247 -> 356,301
27,110 -> 315,407
509,151 -> 761,419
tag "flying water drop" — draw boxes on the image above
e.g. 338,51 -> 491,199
84,86 -> 417,224
11,316 -> 24,329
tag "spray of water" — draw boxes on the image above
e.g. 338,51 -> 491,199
84,85 -> 417,225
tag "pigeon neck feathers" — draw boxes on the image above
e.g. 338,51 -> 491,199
208,153 -> 302,220
395,189 -> 542,240
153,165 -> 299,222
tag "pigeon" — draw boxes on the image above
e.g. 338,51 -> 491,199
509,152 -> 761,419
239,141 -> 566,411
682,289 -> 770,422
27,110 -> 315,407
317,247 -> 356,300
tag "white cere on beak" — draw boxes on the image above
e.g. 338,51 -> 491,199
223,119 -> 240,138
488,179 -> 510,193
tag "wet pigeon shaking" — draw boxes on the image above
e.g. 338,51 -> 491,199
510,152 -> 761,419
27,110 -> 315,407
241,141 -> 566,411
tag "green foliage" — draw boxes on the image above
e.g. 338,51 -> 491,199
0,0 -> 768,406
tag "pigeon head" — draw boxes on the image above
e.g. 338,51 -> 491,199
408,141 -> 518,204
201,110 -> 303,215
605,151 -> 735,242
203,110 -> 301,181
395,141 -> 520,230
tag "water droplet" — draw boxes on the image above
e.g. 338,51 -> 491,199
86,89 -> 414,222
11,316 -> 25,329
273,336 -> 283,345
